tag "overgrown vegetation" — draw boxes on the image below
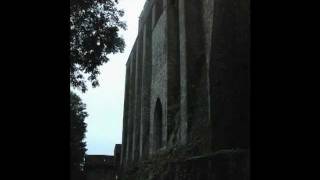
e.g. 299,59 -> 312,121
70,0 -> 126,92
70,92 -> 88,180
70,1 -> 126,179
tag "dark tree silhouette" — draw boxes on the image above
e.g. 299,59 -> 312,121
70,0 -> 126,92
70,91 -> 88,180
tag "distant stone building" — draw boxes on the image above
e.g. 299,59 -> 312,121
120,0 -> 250,179
114,144 -> 122,179
85,145 -> 122,180
85,155 -> 116,180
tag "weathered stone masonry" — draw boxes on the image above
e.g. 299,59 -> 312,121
120,0 -> 250,179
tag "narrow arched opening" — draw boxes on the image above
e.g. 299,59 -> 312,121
154,98 -> 163,150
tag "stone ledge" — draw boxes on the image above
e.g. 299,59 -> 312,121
120,147 -> 249,180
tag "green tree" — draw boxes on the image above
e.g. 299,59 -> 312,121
70,0 -> 126,92
70,91 -> 88,180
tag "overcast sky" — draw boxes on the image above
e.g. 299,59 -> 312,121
74,0 -> 147,155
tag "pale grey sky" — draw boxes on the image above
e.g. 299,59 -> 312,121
74,0 -> 147,155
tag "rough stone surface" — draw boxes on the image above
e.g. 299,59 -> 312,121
120,0 -> 250,179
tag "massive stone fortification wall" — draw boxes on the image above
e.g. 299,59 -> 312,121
120,0 -> 250,179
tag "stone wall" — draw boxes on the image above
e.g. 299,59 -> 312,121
120,0 -> 250,179
122,148 -> 249,180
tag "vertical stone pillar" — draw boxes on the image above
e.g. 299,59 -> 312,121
125,58 -> 131,165
128,49 -> 136,164
178,0 -> 210,151
178,0 -> 188,145
133,35 -> 143,161
165,0 -> 180,147
121,65 -> 130,166
140,15 -> 152,159
210,0 -> 250,150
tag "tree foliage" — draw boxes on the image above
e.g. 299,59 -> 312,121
70,91 -> 88,180
70,0 -> 126,92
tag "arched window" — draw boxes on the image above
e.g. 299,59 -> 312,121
154,98 -> 163,150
